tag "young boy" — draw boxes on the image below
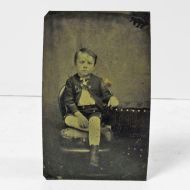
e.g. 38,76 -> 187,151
62,48 -> 119,167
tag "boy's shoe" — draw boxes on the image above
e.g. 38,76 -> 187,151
101,125 -> 112,142
89,145 -> 99,167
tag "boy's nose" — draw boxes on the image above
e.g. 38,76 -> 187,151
83,63 -> 88,68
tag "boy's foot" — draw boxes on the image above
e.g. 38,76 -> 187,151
101,125 -> 112,142
89,145 -> 99,167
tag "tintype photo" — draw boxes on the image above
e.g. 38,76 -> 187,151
42,11 -> 150,180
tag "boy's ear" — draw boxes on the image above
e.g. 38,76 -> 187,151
103,78 -> 112,87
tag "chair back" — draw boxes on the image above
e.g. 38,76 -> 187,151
58,85 -> 68,118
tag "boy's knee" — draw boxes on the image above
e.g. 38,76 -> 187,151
89,116 -> 100,126
65,115 -> 76,126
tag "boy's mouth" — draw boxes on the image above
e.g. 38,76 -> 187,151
80,70 -> 90,76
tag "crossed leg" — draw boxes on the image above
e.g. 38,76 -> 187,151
64,115 -> 101,145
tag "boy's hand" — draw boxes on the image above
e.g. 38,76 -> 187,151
74,111 -> 89,128
108,96 -> 119,108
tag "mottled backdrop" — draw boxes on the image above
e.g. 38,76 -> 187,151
43,11 -> 150,111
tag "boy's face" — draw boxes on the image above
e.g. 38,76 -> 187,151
75,52 -> 95,77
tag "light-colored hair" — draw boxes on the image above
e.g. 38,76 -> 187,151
74,48 -> 97,65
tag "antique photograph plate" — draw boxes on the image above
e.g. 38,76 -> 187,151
42,11 -> 150,180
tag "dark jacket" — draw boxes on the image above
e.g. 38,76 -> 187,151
61,73 -> 112,113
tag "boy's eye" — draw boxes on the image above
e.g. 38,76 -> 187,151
88,62 -> 92,65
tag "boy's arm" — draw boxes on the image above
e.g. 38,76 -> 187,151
100,78 -> 113,104
108,96 -> 119,107
100,78 -> 119,107
62,78 -> 89,128
63,79 -> 78,113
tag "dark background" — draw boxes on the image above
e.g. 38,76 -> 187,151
42,11 -> 150,180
